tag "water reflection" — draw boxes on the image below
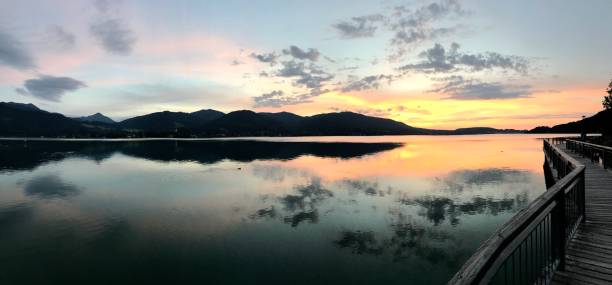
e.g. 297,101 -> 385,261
440,168 -> 534,193
251,179 -> 333,227
0,135 -> 551,284
401,194 -> 528,226
0,203 -> 33,228
334,210 -> 469,266
0,140 -> 401,172
22,174 -> 81,199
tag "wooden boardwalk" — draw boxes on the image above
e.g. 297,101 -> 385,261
552,144 -> 612,285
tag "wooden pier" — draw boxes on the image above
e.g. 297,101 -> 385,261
449,138 -> 612,285
552,142 -> 612,284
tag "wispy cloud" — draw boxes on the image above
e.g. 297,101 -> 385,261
90,1 -> 136,55
388,0 -> 465,59
332,14 -> 385,38
46,25 -> 76,50
333,0 -> 466,60
277,60 -> 333,89
400,43 -> 530,74
250,52 -> 279,65
342,74 -> 394,92
430,76 -> 532,100
283,45 -> 320,61
0,28 -> 36,70
90,18 -> 136,55
253,88 -> 328,108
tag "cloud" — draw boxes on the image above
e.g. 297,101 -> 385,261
277,60 -> 333,89
248,47 -> 336,107
94,0 -> 112,13
46,25 -> 76,50
333,1 -> 466,60
250,52 -> 278,65
400,43 -> 530,74
253,88 -> 328,108
332,14 -> 385,38
0,29 -> 36,70
283,45 -> 320,61
389,0 -> 465,58
430,76 -> 532,100
17,75 -> 87,102
90,18 -> 136,55
342,74 -> 394,92
331,105 -> 430,118
253,90 -> 285,107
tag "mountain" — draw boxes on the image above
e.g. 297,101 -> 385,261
119,109 -> 226,133
0,102 -> 86,136
1,101 -> 531,138
529,109 -> 612,134
201,110 -> 289,136
190,109 -> 225,121
119,111 -> 200,132
259,112 -> 304,126
3,102 -> 40,112
77,113 -> 115,124
298,112 -> 430,135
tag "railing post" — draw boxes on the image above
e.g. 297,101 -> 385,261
551,193 -> 567,271
580,168 -> 586,222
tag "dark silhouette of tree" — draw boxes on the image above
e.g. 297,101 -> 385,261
604,79 -> 612,110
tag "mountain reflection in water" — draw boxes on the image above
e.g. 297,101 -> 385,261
0,135 -> 551,285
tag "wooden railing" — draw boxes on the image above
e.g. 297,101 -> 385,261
448,139 -> 585,285
566,139 -> 612,169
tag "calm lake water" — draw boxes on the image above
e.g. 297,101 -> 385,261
0,135 -> 562,284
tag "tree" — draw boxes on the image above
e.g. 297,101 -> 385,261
604,79 -> 612,110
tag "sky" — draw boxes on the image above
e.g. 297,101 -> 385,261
0,0 -> 610,129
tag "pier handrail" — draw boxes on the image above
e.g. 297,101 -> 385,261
449,138 -> 586,284
565,139 -> 612,169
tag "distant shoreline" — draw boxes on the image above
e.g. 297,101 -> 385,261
0,133 -> 580,142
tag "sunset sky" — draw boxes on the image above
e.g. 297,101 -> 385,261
1,0 -> 610,129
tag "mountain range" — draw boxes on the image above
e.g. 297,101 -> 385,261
0,101 -> 559,138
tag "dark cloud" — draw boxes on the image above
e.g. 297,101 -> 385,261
90,18 -> 136,55
0,29 -> 36,70
342,74 -> 394,92
430,76 -> 532,100
46,25 -> 76,50
250,52 -> 278,65
230,59 -> 243,66
283,45 -> 320,61
400,43 -> 530,74
333,14 -> 386,38
17,75 -> 87,102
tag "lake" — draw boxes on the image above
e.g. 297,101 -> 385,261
0,134 -> 561,284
